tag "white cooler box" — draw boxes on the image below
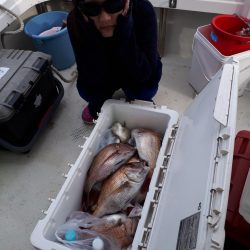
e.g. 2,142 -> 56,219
31,63 -> 239,250
188,25 -> 250,96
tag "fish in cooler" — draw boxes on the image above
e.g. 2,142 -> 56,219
84,143 -> 136,203
111,122 -> 131,143
93,161 -> 149,217
131,128 -> 162,203
90,214 -> 139,248
131,128 -> 162,176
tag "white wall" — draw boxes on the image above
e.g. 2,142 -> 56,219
0,1 -> 238,59
176,0 -> 248,16
156,8 -> 215,58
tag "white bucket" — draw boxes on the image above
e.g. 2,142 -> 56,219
188,25 -> 250,96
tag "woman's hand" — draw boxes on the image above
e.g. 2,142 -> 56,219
122,0 -> 130,16
81,13 -> 89,22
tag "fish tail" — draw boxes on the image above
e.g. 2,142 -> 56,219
93,208 -> 101,217
84,179 -> 92,194
93,205 -> 105,218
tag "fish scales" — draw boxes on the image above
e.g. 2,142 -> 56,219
91,217 -> 139,248
85,143 -> 136,197
93,161 -> 149,217
131,128 -> 161,177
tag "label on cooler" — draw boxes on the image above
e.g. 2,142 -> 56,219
176,212 -> 200,250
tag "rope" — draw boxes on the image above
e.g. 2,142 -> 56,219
50,65 -> 78,83
0,4 -> 24,48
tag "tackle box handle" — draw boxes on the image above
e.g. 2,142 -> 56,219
8,91 -> 24,108
2,90 -> 24,109
32,57 -> 49,73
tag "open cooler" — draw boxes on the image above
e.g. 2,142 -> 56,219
30,62 -> 239,250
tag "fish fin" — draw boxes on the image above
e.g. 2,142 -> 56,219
84,178 -> 92,196
93,203 -> 111,218
104,181 -> 131,200
124,203 -> 134,209
118,180 -> 132,191
84,177 -> 100,207
90,204 -> 97,212
128,203 -> 143,218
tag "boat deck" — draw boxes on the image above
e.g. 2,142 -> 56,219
0,2 -> 250,249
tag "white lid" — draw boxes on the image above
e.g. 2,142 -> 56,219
143,63 -> 239,249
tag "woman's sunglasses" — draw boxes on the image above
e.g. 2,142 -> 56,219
78,0 -> 125,17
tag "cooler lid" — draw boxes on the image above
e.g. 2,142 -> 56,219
144,63 -> 239,249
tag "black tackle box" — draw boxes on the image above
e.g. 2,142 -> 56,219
0,49 -> 64,153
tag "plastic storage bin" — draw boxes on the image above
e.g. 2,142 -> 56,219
210,14 -> 250,56
225,130 -> 250,248
24,11 -> 75,70
188,24 -> 250,96
30,63 -> 239,250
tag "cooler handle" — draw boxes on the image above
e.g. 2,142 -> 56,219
127,99 -> 158,109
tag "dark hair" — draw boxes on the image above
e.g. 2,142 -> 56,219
72,0 -> 82,7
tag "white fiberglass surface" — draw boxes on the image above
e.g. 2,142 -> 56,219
146,64 -> 238,250
0,0 -> 49,32
176,0 -> 246,15
150,0 -> 245,13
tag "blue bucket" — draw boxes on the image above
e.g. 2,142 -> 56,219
24,11 -> 75,70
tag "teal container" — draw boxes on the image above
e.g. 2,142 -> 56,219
24,11 -> 75,70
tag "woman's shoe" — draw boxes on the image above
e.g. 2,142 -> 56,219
82,106 -> 94,124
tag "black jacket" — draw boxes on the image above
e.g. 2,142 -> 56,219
67,0 -> 162,96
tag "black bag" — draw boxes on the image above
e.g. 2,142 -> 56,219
0,49 -> 64,152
